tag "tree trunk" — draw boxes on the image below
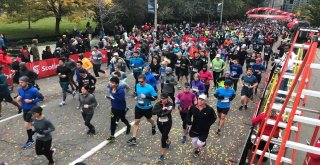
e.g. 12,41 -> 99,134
55,16 -> 62,34
28,15 -> 31,29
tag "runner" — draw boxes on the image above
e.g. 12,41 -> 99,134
161,67 -> 177,107
199,64 -> 213,96
127,74 -> 158,145
30,105 -> 56,165
211,54 -> 225,89
78,54 -> 93,71
263,44 -> 273,69
144,66 -> 157,91
230,59 -> 243,91
64,54 -> 78,92
56,58 -> 76,106
106,77 -> 131,142
217,71 -> 233,88
214,79 -> 236,135
179,53 -> 191,87
190,73 -> 206,98
130,51 -> 144,92
251,58 -> 266,95
0,65 -> 22,118
152,93 -> 173,162
17,76 -> 44,148
187,94 -> 217,157
190,52 -> 204,83
79,86 -> 98,135
176,82 -> 197,143
239,68 -> 258,110
91,46 -> 106,78
79,69 -> 97,94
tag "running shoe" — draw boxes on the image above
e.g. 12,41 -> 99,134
72,91 -> 77,98
152,126 -> 156,135
166,140 -> 171,149
50,148 -> 56,157
244,105 -> 248,110
193,150 -> 200,158
107,136 -> 115,143
127,137 -> 137,145
23,140 -> 34,149
126,125 -> 131,135
239,106 -> 243,111
59,101 -> 66,107
18,107 -> 22,114
216,128 -> 221,135
181,136 -> 187,143
158,155 -> 165,163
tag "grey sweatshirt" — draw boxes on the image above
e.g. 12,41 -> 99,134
34,117 -> 55,141
79,93 -> 98,114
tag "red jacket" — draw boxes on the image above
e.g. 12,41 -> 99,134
199,70 -> 213,85
252,113 -> 283,138
308,138 -> 320,165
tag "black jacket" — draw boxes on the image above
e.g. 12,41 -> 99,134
152,101 -> 173,123
187,104 -> 217,134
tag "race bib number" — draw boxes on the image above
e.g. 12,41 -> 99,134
192,68 -> 198,72
221,98 -> 230,103
159,116 -> 169,122
232,71 -> 237,76
214,66 -> 220,70
107,50 -> 111,52
244,82 -> 249,87
93,57 -> 97,60
176,64 -> 181,67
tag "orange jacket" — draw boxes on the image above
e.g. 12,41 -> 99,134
82,58 -> 93,70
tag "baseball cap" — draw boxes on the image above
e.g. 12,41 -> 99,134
29,105 -> 43,114
216,54 -> 221,58
19,76 -> 30,82
225,79 -> 232,86
184,82 -> 190,88
198,94 -> 207,100
113,52 -> 119,56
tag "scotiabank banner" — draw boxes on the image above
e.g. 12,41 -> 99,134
4,50 -> 107,85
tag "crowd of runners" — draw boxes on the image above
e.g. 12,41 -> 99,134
0,20 -> 289,164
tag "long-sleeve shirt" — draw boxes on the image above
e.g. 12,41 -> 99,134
34,117 -> 55,141
81,58 -> 93,70
187,104 -> 217,134
152,101 -> 173,123
190,80 -> 206,97
145,72 -> 157,89
0,73 -> 10,96
211,58 -> 225,72
109,87 -> 126,111
79,93 -> 97,114
18,85 -> 43,111
199,70 -> 213,85
176,91 -> 197,113
230,64 -> 243,79
161,74 -> 177,94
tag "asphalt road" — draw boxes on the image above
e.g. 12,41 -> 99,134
0,63 -> 256,165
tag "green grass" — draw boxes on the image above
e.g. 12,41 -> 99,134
0,17 -> 96,41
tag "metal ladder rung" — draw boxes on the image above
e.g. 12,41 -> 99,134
256,149 -> 292,164
291,60 -> 320,69
294,115 -> 320,126
294,43 -> 310,49
267,119 -> 298,131
272,103 -> 302,115
283,74 -> 309,82
286,141 -> 320,155
277,90 -> 305,99
302,89 -> 320,98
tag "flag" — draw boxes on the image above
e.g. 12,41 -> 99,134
217,3 -> 222,13
148,0 -> 155,13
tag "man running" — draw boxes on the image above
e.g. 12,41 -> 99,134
57,58 -> 75,106
0,65 -> 22,118
17,76 -> 43,148
214,79 -> 235,135
230,59 -> 243,91
239,68 -> 258,110
211,54 -> 225,89
30,105 -> 56,165
187,94 -> 217,157
106,77 -> 131,142
127,74 -> 158,145
251,58 -> 266,95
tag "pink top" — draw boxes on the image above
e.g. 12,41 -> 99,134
199,70 -> 213,85
176,91 -> 197,112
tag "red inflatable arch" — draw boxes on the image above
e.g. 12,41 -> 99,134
246,7 -> 294,20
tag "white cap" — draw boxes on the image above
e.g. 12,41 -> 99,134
198,94 -> 207,100
113,52 -> 119,56
174,44 -> 179,47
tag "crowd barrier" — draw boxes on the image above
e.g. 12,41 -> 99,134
2,50 -> 108,86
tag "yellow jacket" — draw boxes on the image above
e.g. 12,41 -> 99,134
82,58 -> 93,70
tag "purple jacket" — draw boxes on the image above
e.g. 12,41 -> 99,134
190,80 -> 206,97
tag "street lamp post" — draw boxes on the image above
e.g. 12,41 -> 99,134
220,0 -> 224,24
154,0 -> 158,35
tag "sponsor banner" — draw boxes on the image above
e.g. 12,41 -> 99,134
5,50 -> 107,85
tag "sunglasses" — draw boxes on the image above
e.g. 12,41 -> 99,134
138,80 -> 145,83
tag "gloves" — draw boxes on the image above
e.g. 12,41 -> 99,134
217,96 -> 224,100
